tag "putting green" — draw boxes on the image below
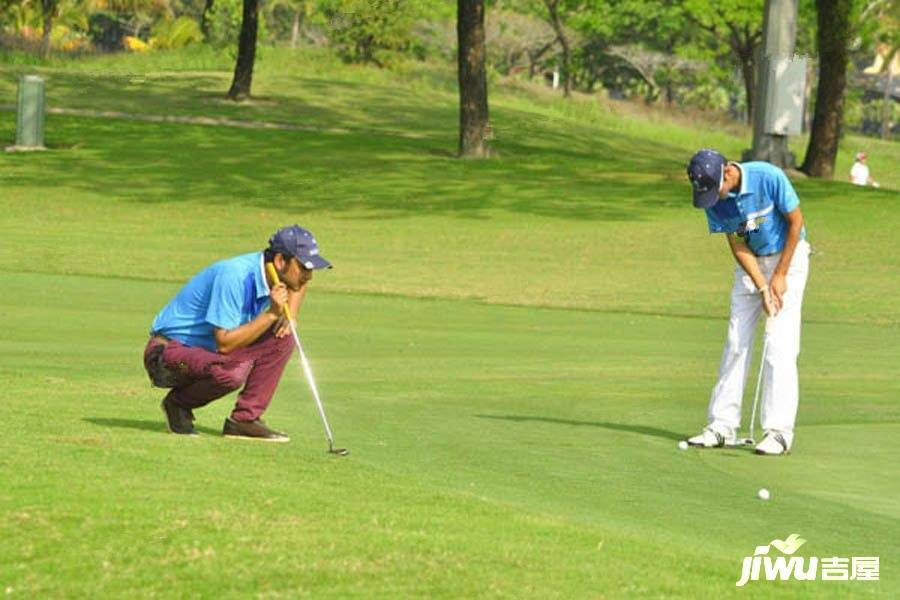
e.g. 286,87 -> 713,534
0,269 -> 896,596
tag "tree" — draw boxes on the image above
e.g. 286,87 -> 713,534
201,0 -> 214,38
36,0 -> 93,58
321,0 -> 437,66
484,8 -> 556,78
264,0 -> 312,48
40,0 -> 57,57
458,0 -> 490,157
801,0 -> 858,177
598,0 -> 693,103
542,0 -> 575,95
864,0 -> 900,138
682,0 -> 764,124
227,0 -> 259,99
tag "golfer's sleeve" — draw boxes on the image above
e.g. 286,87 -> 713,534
706,209 -> 726,234
769,170 -> 800,214
206,271 -> 245,330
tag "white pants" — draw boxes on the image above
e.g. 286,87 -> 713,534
707,240 -> 810,446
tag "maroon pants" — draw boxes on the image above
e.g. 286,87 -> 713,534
143,328 -> 293,422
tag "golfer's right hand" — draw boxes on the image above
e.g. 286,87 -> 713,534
269,282 -> 289,316
760,287 -> 778,317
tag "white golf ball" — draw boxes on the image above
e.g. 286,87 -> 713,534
758,488 -> 771,501
677,440 -> 689,451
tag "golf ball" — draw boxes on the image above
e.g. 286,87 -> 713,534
758,488 -> 771,501
677,441 -> 689,451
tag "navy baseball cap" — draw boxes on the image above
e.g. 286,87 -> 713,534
268,225 -> 331,270
687,149 -> 726,209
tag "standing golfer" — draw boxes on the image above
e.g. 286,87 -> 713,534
143,225 -> 331,441
685,150 -> 810,455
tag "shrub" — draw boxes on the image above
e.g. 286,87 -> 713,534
321,0 -> 417,67
123,35 -> 150,52
151,16 -> 203,50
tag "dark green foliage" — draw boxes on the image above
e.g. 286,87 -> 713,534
320,0 -> 421,66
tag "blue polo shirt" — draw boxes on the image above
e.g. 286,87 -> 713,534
705,162 -> 806,256
150,252 -> 271,352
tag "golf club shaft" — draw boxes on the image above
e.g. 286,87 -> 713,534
748,317 -> 773,440
286,317 -> 336,446
265,262 -> 337,447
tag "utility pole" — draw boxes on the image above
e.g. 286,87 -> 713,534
745,0 -> 805,168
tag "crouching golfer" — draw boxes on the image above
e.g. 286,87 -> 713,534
685,150 -> 810,455
143,225 -> 331,441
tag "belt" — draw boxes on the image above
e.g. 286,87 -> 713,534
150,333 -> 171,346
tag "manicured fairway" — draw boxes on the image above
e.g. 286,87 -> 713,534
1,49 -> 898,597
1,270 -> 897,597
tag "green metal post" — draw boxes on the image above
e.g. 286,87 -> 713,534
16,75 -> 45,149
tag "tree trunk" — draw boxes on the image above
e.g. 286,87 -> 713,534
291,8 -> 303,49
739,49 -> 755,125
801,0 -> 853,178
882,65 -> 894,139
201,0 -> 215,39
457,0 -> 490,158
227,0 -> 260,100
545,1 -> 571,97
803,57 -> 816,132
40,0 -> 55,59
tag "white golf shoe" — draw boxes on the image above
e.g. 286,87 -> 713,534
686,426 -> 737,448
755,431 -> 791,456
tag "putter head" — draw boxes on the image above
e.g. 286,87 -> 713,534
738,437 -> 755,447
329,446 -> 349,456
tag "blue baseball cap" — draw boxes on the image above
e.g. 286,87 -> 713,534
268,225 -> 331,270
687,149 -> 726,208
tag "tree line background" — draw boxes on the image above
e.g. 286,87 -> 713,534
1,0 -> 897,168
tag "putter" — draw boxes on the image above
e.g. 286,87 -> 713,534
739,316 -> 773,447
267,263 -> 348,456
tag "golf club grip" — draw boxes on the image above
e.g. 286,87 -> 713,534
265,262 -> 292,321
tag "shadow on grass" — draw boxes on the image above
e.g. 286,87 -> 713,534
476,414 -> 683,441
83,417 -> 220,436
0,60 -> 697,222
1,110 -> 688,222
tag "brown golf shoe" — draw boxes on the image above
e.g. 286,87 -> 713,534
161,397 -> 197,435
223,417 -> 290,443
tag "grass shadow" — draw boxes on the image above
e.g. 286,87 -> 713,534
83,417 -> 220,436
476,414 -> 684,441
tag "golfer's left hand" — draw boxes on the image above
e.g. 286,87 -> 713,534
275,316 -> 291,338
769,273 -> 787,312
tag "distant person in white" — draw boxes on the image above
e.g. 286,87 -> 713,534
850,152 -> 880,188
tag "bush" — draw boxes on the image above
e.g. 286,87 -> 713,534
88,12 -> 130,51
321,0 -> 417,67
151,17 -> 203,50
123,35 -> 150,52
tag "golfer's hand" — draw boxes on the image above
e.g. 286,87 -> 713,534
269,282 -> 289,316
275,316 -> 291,338
769,273 -> 787,312
760,286 -> 779,317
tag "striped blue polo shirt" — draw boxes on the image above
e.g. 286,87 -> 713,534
705,161 -> 806,256
150,252 -> 271,352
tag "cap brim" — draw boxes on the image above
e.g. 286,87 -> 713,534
692,187 -> 720,209
298,254 -> 332,270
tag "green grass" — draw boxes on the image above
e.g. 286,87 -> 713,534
0,47 -> 898,597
